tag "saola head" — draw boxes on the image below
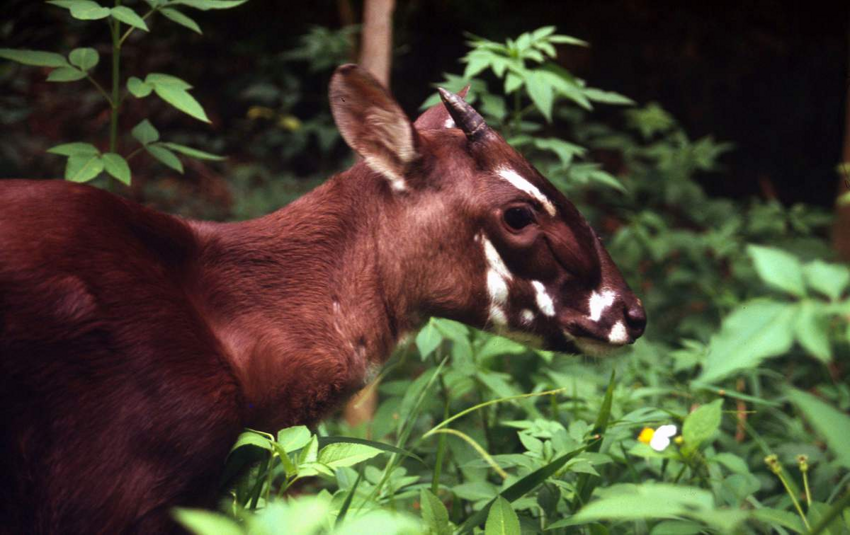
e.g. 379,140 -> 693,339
330,64 -> 646,355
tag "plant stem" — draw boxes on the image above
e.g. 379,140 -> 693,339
431,369 -> 451,496
808,490 -> 850,535
119,8 -> 158,47
776,470 -> 810,530
802,470 -> 812,508
85,74 -> 112,106
110,6 -> 121,154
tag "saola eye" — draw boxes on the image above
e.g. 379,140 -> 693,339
503,206 -> 535,230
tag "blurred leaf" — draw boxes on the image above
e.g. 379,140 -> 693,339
416,319 -> 442,360
569,484 -> 721,524
485,497 -> 520,535
47,67 -> 87,82
0,49 -> 69,68
699,300 -> 796,383
682,399 -> 722,453
748,245 -> 806,297
161,142 -> 225,161
171,0 -> 249,10
65,154 -> 104,182
160,8 -> 202,34
48,142 -> 99,156
173,509 -> 242,535
146,144 -> 184,173
803,260 -> 850,301
794,301 -> 831,363
111,6 -> 149,31
420,489 -> 452,535
68,47 -> 98,71
146,72 -> 193,90
751,508 -> 805,533
127,77 -> 153,98
583,88 -> 634,106
102,153 -> 131,185
787,389 -> 850,470
132,119 -> 160,145
69,1 -> 111,20
527,70 -> 554,122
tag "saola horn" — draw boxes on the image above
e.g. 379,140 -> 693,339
437,88 -> 490,141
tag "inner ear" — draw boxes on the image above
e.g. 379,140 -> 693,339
329,64 -> 419,190
413,85 -> 470,131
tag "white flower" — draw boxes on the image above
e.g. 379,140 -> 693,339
649,424 -> 678,452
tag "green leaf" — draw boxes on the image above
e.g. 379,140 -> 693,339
47,142 -> 99,156
504,73 -> 523,94
527,70 -> 554,122
570,484 -> 715,522
0,48 -> 69,68
318,436 -> 425,465
416,319 -> 443,360
69,1 -> 111,20
748,245 -> 806,297
583,88 -> 635,106
68,47 -> 99,71
172,509 -> 243,535
127,77 -> 153,98
65,154 -> 104,183
787,389 -> 850,470
751,508 -> 806,533
682,399 -> 722,453
160,7 -> 202,34
803,260 -> 850,301
485,497 -> 520,535
532,137 -> 586,167
145,72 -> 194,90
698,299 -> 797,383
146,144 -> 184,173
102,153 -> 131,185
161,142 -> 225,161
171,0 -> 249,10
47,67 -> 87,82
276,425 -> 312,453
131,119 -> 160,145
420,489 -> 451,535
152,83 -> 210,123
316,442 -> 384,469
794,301 -> 832,363
110,6 -> 149,31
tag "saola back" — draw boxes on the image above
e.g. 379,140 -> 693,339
0,64 -> 645,533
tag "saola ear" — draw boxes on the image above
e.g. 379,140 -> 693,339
413,86 -> 471,130
330,64 -> 418,192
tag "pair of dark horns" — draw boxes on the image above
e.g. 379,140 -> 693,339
437,88 -> 491,141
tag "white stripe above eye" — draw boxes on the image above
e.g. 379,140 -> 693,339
496,167 -> 557,217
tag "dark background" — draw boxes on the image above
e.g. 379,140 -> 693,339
1,0 -> 847,208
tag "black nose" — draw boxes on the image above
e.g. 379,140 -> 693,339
624,301 -> 646,339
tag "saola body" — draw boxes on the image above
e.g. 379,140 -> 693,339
0,65 -> 645,533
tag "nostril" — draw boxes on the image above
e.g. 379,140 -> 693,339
625,303 -> 646,336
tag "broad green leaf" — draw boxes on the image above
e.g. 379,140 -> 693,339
748,245 -> 806,297
420,489 -> 451,535
171,0 -> 249,10
146,72 -> 193,90
131,119 -> 160,145
172,509 -> 242,535
0,49 -> 69,68
485,497 -> 520,535
572,484 -> 715,522
504,73 -> 523,94
69,1 -> 111,20
65,154 -> 104,183
583,88 -> 635,106
416,319 -> 442,360
751,508 -> 805,533
102,153 -> 131,185
276,425 -> 312,453
298,435 -> 318,464
533,137 -> 586,167
794,301 -> 831,363
527,70 -> 554,122
127,77 -> 153,98
228,430 -> 273,454
318,436 -> 425,465
110,6 -> 149,31
47,142 -> 99,156
787,388 -> 850,470
316,442 -> 384,469
803,260 -> 850,301
710,453 -> 749,475
68,47 -> 98,71
160,7 -> 202,34
682,399 -> 722,452
146,145 -> 184,173
161,142 -> 225,161
152,84 -> 210,123
47,67 -> 87,82
698,299 -> 797,383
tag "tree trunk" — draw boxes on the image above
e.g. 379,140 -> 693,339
343,0 -> 395,430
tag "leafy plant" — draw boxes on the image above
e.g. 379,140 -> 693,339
0,0 -> 246,186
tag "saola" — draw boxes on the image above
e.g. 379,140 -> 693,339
0,64 -> 645,533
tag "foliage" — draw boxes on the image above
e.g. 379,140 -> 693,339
0,0 -> 246,186
165,26 -> 850,535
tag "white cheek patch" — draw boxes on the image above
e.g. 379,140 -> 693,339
483,238 -> 512,280
496,167 -> 557,217
588,290 -> 616,322
487,270 -> 509,305
608,321 -> 628,344
531,281 -> 556,317
520,309 -> 535,325
489,305 -> 508,326
482,236 -> 513,326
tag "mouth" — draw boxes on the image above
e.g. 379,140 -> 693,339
545,328 -> 631,357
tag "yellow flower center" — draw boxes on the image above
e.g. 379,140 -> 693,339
638,427 -> 655,444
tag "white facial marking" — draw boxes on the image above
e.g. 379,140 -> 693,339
608,321 -> 629,344
483,238 -> 512,280
496,167 -> 557,217
588,290 -> 616,322
444,117 -> 456,129
489,305 -> 508,326
481,236 -> 514,327
487,270 -> 509,305
531,281 -> 555,317
520,309 -> 535,325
